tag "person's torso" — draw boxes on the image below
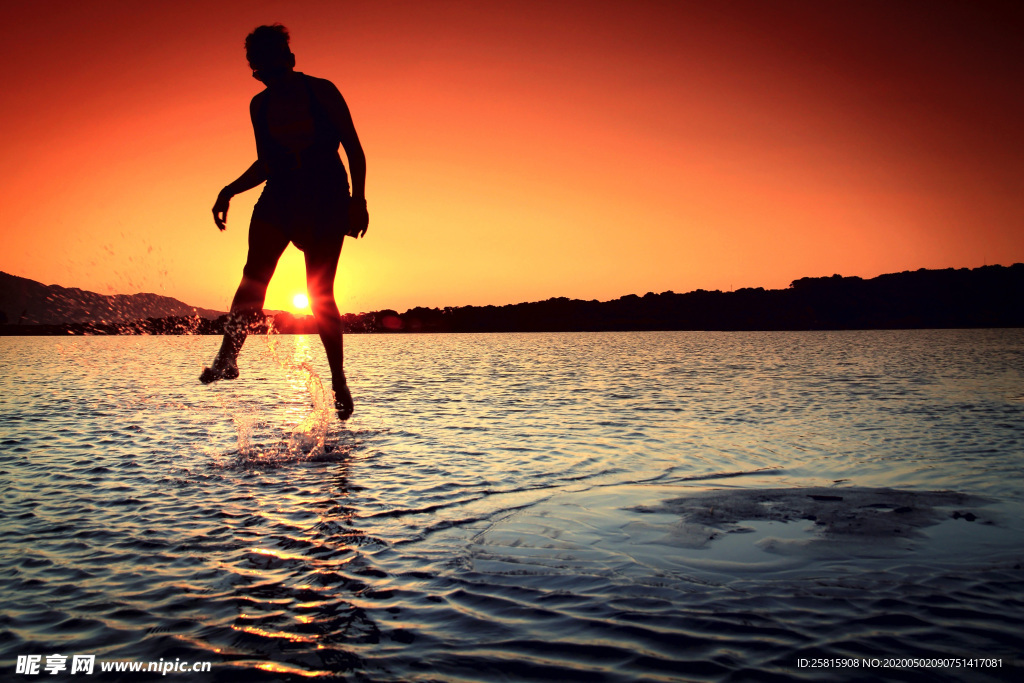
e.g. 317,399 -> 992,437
257,73 -> 342,176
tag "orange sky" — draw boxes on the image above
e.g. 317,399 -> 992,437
2,0 -> 1022,314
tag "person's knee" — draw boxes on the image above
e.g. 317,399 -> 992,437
241,263 -> 274,287
306,273 -> 335,301
309,288 -> 339,315
310,292 -> 338,312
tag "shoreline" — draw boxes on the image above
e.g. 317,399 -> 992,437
3,324 -> 1024,336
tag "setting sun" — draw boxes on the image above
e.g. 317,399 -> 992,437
292,293 -> 309,311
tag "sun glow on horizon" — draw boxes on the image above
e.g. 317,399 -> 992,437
292,293 -> 309,311
0,2 -> 1020,312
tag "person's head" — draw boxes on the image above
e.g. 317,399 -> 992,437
245,24 -> 294,82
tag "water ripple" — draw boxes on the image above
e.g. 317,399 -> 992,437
2,331 -> 1023,680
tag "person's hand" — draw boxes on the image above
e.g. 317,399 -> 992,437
347,198 -> 369,238
213,188 -> 232,231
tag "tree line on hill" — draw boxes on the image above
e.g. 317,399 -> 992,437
1,264 -> 1021,335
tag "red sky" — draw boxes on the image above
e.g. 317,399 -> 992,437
2,0 -> 1022,314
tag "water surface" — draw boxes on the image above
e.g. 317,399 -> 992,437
1,330 -> 1022,681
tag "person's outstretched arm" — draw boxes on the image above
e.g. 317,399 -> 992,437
212,161 -> 268,231
212,95 -> 271,231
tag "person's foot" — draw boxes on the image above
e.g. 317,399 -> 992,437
333,380 -> 354,421
199,358 -> 239,384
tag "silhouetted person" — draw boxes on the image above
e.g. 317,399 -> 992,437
201,24 -> 368,421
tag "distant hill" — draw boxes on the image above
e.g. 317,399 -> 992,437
0,271 -> 225,325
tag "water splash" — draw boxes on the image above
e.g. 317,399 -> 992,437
232,409 -> 259,456
259,333 -> 334,459
286,360 -> 332,455
187,326 -> 343,467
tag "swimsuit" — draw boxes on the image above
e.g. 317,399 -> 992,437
251,74 -> 350,251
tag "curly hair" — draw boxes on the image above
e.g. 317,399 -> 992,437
245,24 -> 291,69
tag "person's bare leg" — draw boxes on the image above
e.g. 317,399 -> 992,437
199,277 -> 268,383
201,219 -> 288,384
305,237 -> 351,419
